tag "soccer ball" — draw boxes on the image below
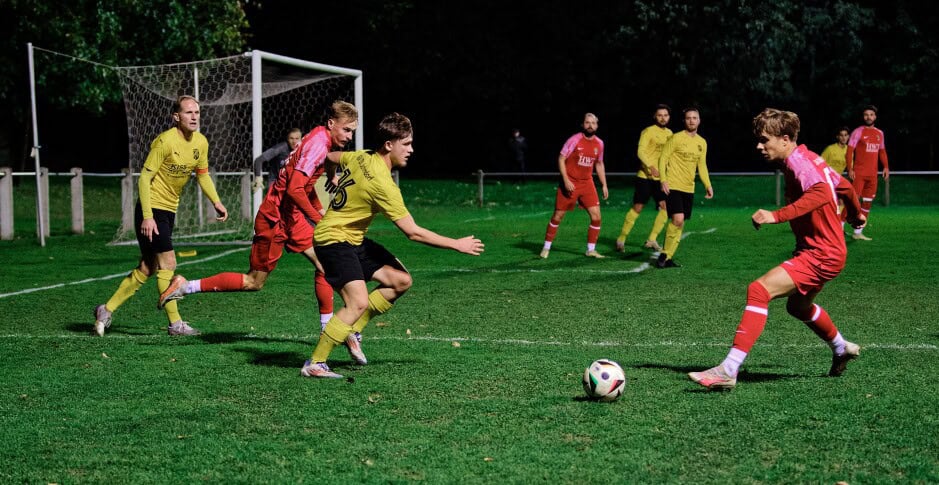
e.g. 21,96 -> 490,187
582,359 -> 626,401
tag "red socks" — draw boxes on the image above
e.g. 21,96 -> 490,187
731,281 -> 771,353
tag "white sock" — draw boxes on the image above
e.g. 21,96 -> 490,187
854,228 -> 863,235
587,243 -> 596,252
543,241 -> 552,250
320,312 -> 333,332
186,279 -> 202,294
829,332 -> 847,355
720,348 -> 748,377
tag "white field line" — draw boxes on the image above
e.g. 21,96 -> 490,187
0,247 -> 249,299
462,210 -> 552,223
2,227 -> 719,298
0,332 -> 934,351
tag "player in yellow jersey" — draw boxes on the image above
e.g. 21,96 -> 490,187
820,127 -> 850,175
93,96 -> 229,336
657,107 -> 713,268
616,104 -> 672,253
301,113 -> 484,378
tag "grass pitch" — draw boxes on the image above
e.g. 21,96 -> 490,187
2,178 -> 937,482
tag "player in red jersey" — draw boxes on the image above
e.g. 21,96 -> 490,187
539,113 -> 609,259
845,105 -> 889,241
159,101 -> 357,337
689,108 -> 866,390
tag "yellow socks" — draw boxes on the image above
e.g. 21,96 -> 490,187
156,269 -> 182,323
664,221 -> 683,259
105,268 -> 148,312
312,316 -> 355,363
617,208 -> 640,243
352,290 -> 394,333
648,209 -> 668,242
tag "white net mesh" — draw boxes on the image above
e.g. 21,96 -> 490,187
112,53 -> 357,245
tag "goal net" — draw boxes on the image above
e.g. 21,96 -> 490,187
111,51 -> 362,245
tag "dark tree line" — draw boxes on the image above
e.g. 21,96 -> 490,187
2,0 -> 937,174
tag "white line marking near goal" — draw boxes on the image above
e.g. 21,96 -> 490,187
0,332 -> 934,352
0,247 -> 249,299
681,227 -> 717,240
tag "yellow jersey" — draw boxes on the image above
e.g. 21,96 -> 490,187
659,131 -> 711,194
820,143 -> 847,174
636,125 -> 672,180
140,128 -> 211,217
315,150 -> 410,246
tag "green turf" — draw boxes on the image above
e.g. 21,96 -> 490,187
2,178 -> 938,482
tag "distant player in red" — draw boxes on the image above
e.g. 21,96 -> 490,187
159,101 -> 358,331
689,108 -> 865,390
540,113 -> 609,259
845,105 -> 889,241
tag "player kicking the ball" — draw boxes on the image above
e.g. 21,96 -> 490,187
689,108 -> 865,390
301,112 -> 484,378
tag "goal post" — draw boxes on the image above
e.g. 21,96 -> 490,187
110,50 -> 362,245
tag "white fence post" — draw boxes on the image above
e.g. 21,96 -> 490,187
477,170 -> 485,207
121,169 -> 135,234
70,167 -> 84,234
241,172 -> 252,220
39,167 -> 49,238
0,167 -> 13,240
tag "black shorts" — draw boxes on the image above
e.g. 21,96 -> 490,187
665,190 -> 695,219
633,177 -> 666,205
134,201 -> 176,254
316,238 -> 406,289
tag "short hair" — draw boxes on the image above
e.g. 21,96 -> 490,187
863,104 -> 878,114
752,108 -> 800,141
584,112 -> 598,122
329,100 -> 358,122
287,127 -> 302,136
682,106 -> 700,116
173,95 -> 199,114
838,126 -> 850,135
654,104 -> 671,114
376,112 -> 412,146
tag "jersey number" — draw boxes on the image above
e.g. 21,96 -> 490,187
329,168 -> 356,210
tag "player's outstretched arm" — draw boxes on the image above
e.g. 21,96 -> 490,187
394,215 -> 485,255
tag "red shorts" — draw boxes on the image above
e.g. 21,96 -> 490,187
554,182 -> 600,211
249,211 -> 315,272
779,251 -> 844,295
852,175 -> 878,201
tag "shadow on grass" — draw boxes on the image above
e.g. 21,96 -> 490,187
64,322 -> 158,337
198,331 -> 310,346
633,362 -> 799,386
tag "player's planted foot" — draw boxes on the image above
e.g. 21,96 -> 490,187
852,233 -> 872,241
829,341 -> 860,377
300,360 -> 344,379
539,248 -> 550,259
158,274 -> 187,309
615,239 -> 626,252
167,320 -> 201,336
346,332 -> 367,365
93,304 -> 112,337
656,253 -> 680,268
688,365 -> 737,390
643,239 -> 663,251
585,250 -> 606,259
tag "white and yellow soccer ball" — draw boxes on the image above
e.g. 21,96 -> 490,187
582,359 -> 626,402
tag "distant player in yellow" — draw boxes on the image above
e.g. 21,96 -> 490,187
301,112 -> 485,378
93,95 -> 229,336
820,127 -> 850,174
616,104 -> 672,253
657,107 -> 713,268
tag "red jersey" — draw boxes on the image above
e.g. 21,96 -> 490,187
845,125 -> 888,177
257,126 -> 331,224
772,145 -> 847,268
560,133 -> 604,183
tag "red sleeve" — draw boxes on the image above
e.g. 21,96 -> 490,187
835,176 -> 863,224
286,170 -> 321,223
880,149 -> 889,170
772,183 -> 831,223
845,145 -> 855,171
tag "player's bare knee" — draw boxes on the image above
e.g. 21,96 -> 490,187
392,271 -> 413,293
